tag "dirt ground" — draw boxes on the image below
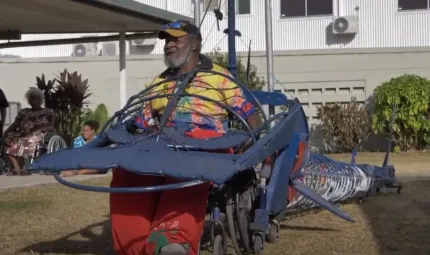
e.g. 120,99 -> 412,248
0,152 -> 429,255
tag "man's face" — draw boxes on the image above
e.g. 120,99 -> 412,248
163,35 -> 192,68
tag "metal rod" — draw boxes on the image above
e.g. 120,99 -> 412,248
0,33 -> 157,49
265,0 -> 275,116
194,0 -> 201,26
119,32 -> 127,109
227,0 -> 237,78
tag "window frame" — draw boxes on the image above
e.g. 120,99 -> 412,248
397,0 -> 430,12
190,0 -> 219,14
223,0 -> 252,17
279,0 -> 335,19
235,0 -> 251,15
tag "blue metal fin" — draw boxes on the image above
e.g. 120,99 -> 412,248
291,179 -> 355,222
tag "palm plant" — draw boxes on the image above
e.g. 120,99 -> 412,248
80,103 -> 110,133
35,74 -> 57,109
35,69 -> 92,146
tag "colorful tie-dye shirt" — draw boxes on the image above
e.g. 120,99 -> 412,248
134,55 -> 255,133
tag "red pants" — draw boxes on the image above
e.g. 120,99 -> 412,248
110,128 -> 222,255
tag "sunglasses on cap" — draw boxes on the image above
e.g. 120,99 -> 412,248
160,21 -> 187,30
158,20 -> 202,40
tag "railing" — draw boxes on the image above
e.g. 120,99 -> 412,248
2,101 -> 21,131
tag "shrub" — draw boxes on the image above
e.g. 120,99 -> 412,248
207,51 -> 265,91
80,103 -> 110,133
371,74 -> 430,151
36,69 -> 92,146
317,98 -> 372,153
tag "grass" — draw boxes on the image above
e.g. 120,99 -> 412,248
0,152 -> 429,255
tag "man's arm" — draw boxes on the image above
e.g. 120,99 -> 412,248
222,76 -> 262,131
131,79 -> 161,130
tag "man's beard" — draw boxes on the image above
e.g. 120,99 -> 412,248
164,46 -> 191,68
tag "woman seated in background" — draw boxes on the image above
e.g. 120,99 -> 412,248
61,120 -> 105,177
4,87 -> 55,176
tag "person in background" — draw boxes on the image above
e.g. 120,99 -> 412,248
61,120 -> 105,177
4,87 -> 55,176
0,88 -> 10,138
73,120 -> 99,148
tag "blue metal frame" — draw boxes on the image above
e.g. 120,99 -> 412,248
25,2 -> 404,252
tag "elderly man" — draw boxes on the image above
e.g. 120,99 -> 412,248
110,20 -> 261,255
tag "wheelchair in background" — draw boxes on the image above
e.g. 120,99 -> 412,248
0,132 -> 67,175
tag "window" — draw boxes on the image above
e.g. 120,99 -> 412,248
236,0 -> 251,14
225,0 -> 251,16
280,0 -> 333,18
398,0 -> 429,11
203,0 -> 219,11
191,0 -> 219,12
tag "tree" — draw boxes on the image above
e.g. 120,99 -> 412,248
371,74 -> 430,151
207,51 -> 265,91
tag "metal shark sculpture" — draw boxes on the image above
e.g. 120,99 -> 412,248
28,0 -> 403,253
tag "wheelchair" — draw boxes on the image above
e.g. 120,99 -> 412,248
28,132 -> 68,174
0,132 -> 67,175
28,69 -> 354,254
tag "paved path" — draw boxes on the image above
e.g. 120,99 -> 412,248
0,173 -> 111,190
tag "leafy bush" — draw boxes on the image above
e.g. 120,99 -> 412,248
371,74 -> 430,151
207,51 -> 265,91
80,103 -> 110,133
36,69 -> 92,145
317,98 -> 372,152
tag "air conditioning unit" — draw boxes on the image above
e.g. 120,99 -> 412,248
101,42 -> 118,56
72,42 -> 101,57
130,37 -> 157,47
332,16 -> 359,35
131,39 -> 146,46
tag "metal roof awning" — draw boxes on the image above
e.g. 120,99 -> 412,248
0,0 -> 193,37
0,0 -> 195,109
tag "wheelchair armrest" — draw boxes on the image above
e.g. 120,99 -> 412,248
35,132 -> 55,148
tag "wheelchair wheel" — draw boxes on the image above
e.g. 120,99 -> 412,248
253,235 -> 264,255
267,222 -> 280,243
235,180 -> 256,253
47,135 -> 67,154
212,235 -> 226,255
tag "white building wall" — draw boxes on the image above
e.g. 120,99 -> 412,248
0,0 -> 429,58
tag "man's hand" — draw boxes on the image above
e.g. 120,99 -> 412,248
246,113 -> 263,131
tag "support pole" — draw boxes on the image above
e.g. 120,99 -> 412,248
119,32 -> 127,109
265,0 -> 275,116
194,0 -> 201,26
227,0 -> 237,78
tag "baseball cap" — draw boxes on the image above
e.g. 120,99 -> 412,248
158,20 -> 202,41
